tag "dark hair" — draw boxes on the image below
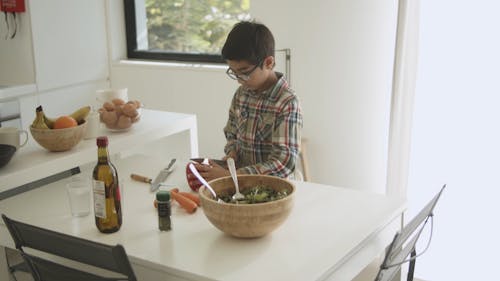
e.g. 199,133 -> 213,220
221,21 -> 275,65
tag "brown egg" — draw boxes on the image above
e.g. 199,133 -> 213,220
101,111 -> 118,127
117,115 -> 132,129
103,102 -> 115,111
122,103 -> 139,118
112,98 -> 126,106
114,104 -> 123,115
126,100 -> 137,108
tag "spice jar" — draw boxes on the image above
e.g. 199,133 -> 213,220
156,190 -> 171,231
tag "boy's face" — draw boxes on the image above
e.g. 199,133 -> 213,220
226,58 -> 273,91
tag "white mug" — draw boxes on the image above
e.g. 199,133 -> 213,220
0,127 -> 28,149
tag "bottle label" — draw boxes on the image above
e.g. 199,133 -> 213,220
93,180 -> 106,218
158,202 -> 171,231
158,202 -> 171,217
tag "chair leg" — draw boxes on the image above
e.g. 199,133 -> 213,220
406,248 -> 417,281
300,138 -> 310,181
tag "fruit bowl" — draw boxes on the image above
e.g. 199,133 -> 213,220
0,144 -> 16,168
30,121 -> 87,152
199,175 -> 295,238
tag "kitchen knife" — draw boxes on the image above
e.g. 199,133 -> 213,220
151,158 -> 176,192
190,158 -> 227,168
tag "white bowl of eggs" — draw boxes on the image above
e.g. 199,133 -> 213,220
98,98 -> 142,131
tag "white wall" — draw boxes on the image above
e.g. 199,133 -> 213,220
257,1 -> 398,192
0,5 -> 35,85
29,0 -> 109,91
407,1 -> 500,279
111,62 -> 233,159
109,0 -> 399,193
0,0 -> 110,127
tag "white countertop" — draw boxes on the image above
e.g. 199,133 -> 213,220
0,109 -> 199,193
0,152 -> 406,281
0,84 -> 37,102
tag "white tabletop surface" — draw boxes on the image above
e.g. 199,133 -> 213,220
0,152 -> 405,281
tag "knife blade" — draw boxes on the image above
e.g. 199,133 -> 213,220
151,158 -> 176,192
190,158 -> 227,168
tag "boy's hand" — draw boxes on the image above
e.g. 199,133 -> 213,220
205,160 -> 231,180
186,161 -> 230,191
222,151 -> 238,162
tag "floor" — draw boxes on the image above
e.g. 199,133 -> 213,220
352,256 -> 427,281
4,248 -> 33,281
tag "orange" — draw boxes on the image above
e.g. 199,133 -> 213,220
53,116 -> 78,129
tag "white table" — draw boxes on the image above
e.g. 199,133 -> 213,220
0,152 -> 405,281
0,109 -> 199,193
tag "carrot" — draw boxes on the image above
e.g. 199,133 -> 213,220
171,191 -> 197,214
170,188 -> 201,206
179,192 -> 201,206
176,192 -> 201,206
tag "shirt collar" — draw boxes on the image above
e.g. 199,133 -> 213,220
243,72 -> 287,101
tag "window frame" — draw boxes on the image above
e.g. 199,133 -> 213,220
123,0 -> 225,64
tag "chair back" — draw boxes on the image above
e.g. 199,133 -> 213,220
2,214 -> 137,281
375,185 -> 445,281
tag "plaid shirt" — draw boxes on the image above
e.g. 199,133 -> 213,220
224,73 -> 303,178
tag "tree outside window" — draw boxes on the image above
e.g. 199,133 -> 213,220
125,0 -> 251,63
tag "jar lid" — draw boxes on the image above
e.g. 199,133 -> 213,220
156,190 -> 170,201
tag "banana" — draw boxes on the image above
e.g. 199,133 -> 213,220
70,106 -> 91,124
43,113 -> 56,129
32,106 -> 50,129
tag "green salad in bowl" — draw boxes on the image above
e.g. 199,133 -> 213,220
218,185 -> 290,204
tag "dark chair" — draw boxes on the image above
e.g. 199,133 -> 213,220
2,214 -> 137,281
375,185 -> 445,281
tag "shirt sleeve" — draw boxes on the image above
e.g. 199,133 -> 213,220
223,91 -> 238,156
241,96 -> 303,178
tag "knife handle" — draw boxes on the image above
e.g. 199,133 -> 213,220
130,173 -> 152,183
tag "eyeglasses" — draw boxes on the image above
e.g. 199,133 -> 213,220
226,60 -> 263,81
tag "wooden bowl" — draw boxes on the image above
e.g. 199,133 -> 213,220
30,121 -> 87,152
199,175 -> 295,238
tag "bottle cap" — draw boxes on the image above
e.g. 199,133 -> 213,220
96,136 -> 108,147
156,190 -> 170,201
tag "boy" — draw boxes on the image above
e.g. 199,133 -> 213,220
188,21 -> 302,187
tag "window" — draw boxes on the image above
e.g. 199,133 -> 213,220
124,0 -> 251,64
